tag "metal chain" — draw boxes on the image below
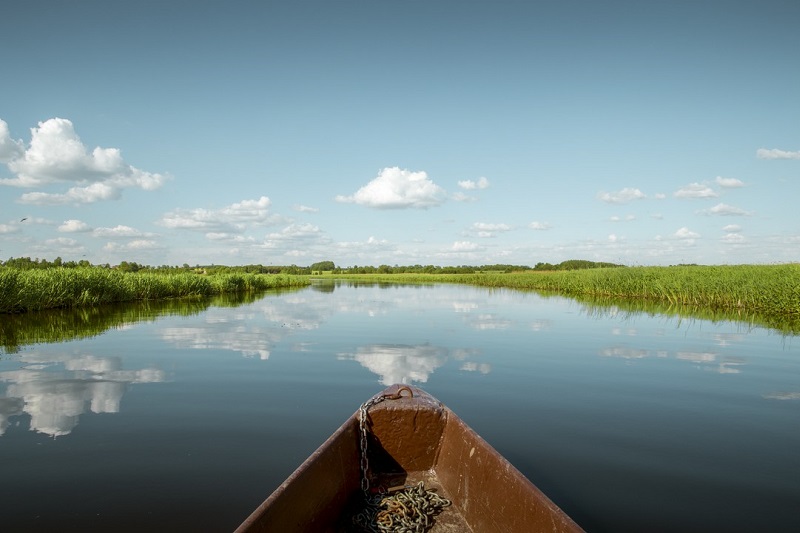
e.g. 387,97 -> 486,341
353,482 -> 452,533
353,386 -> 451,533
359,386 -> 412,495
358,394 -> 386,495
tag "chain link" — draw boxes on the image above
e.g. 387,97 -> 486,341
353,386 -> 451,532
359,386 -> 413,495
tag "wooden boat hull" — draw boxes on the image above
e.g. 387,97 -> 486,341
236,385 -> 582,532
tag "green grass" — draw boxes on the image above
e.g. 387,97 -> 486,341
0,267 -> 310,313
329,264 -> 800,317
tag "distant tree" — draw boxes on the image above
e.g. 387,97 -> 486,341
310,260 -> 335,272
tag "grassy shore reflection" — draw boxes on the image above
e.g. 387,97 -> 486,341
330,264 -> 800,335
0,290 -> 302,354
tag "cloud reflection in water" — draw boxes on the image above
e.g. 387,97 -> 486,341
0,352 -> 165,437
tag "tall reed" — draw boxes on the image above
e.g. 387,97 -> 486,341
331,264 -> 800,316
0,267 -> 310,313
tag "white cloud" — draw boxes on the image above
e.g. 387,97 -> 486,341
338,344 -> 448,385
452,192 -> 476,202
335,167 -> 445,209
608,234 -> 619,243
93,225 -> 148,238
452,241 -> 479,252
292,204 -> 318,213
458,177 -> 490,190
597,187 -> 645,204
653,193 -> 667,200
58,219 -> 91,233
259,223 -> 332,255
159,196 -> 277,232
0,119 -> 24,162
674,227 -> 700,239
674,182 -> 718,199
103,239 -> 161,252
206,233 -> 255,243
266,223 -> 322,241
471,222 -> 511,238
715,176 -> 744,188
529,221 -> 552,230
756,148 -> 800,160
0,118 -> 169,204
0,224 -> 20,234
699,203 -> 751,216
19,182 -> 121,205
43,237 -> 83,250
722,233 -> 746,243
335,236 -> 394,255
722,224 -> 741,233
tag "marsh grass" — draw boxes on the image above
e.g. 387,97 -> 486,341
0,268 -> 310,313
331,264 -> 800,317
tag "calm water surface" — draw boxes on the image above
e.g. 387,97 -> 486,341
1,281 -> 798,532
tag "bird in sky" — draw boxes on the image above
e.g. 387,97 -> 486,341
20,217 -> 28,222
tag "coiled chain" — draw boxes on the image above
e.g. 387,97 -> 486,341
353,386 -> 451,532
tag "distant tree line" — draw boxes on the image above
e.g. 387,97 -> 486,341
1,256 -> 624,274
532,260 -> 624,271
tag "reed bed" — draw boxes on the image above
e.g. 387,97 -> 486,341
331,264 -> 800,317
0,268 -> 310,313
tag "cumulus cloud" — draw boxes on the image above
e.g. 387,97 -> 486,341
292,204 -> 318,213
93,225 -> 150,238
471,222 -> 511,238
0,119 -> 24,162
266,223 -> 322,241
458,177 -> 490,190
58,219 -> 91,233
158,196 -> 277,233
722,233 -> 746,243
715,176 -> 744,188
0,224 -> 20,234
44,237 -> 83,250
259,223 -> 331,256
103,239 -> 161,252
335,167 -> 445,209
336,236 -> 394,253
0,118 -> 169,205
338,344 -> 448,385
206,233 -> 255,243
674,182 -> 718,199
722,224 -> 741,233
674,227 -> 700,239
529,221 -> 552,230
452,241 -> 479,252
757,148 -> 800,160
452,192 -> 476,202
699,203 -> 751,216
597,187 -> 645,204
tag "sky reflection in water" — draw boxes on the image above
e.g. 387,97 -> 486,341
0,281 -> 798,532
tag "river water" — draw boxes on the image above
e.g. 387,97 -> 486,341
1,281 -> 798,532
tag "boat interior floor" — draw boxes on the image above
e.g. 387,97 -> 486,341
338,469 -> 474,533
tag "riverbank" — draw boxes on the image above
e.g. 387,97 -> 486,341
327,264 -> 800,316
0,267 -> 310,313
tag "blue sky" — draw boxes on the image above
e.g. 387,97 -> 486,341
1,0 -> 798,267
